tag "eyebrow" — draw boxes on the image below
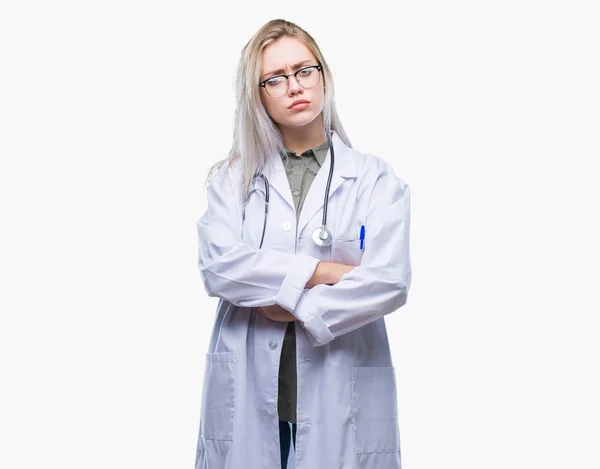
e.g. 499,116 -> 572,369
261,60 -> 314,81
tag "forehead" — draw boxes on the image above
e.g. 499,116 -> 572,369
261,36 -> 316,72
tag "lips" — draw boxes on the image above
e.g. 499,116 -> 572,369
289,100 -> 310,109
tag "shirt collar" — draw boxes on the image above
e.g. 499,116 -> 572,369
281,138 -> 329,167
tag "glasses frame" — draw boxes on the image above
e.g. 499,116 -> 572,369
259,64 -> 323,98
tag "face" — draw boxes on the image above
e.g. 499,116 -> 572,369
259,36 -> 325,130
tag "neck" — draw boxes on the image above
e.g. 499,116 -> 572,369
278,115 -> 327,155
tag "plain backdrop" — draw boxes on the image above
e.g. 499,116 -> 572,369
1,1 -> 599,468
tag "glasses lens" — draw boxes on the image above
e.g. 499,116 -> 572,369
297,66 -> 320,89
264,66 -> 321,98
264,76 -> 288,98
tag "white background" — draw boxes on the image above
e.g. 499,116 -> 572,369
1,1 -> 599,468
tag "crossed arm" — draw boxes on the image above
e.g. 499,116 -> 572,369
198,161 -> 411,346
257,261 -> 355,321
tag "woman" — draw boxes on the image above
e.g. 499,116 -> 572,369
194,19 -> 412,469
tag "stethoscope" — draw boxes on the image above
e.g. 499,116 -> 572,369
255,133 -> 335,249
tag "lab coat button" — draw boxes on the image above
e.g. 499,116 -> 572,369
268,404 -> 276,414
268,340 -> 278,350
281,221 -> 292,232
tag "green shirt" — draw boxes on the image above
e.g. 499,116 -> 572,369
277,138 -> 329,424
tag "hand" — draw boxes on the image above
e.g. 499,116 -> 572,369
256,304 -> 297,322
328,262 -> 356,284
306,261 -> 356,288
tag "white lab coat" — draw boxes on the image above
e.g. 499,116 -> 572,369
194,130 -> 412,469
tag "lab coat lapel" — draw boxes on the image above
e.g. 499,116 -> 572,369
297,130 -> 357,238
250,150 -> 295,210
250,130 -> 357,236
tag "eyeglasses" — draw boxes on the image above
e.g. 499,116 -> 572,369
259,65 -> 323,98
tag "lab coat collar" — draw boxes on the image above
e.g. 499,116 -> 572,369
255,129 -> 357,238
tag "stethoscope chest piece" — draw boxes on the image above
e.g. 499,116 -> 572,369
312,226 -> 333,247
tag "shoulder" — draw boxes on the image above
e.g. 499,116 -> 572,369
352,148 -> 410,191
207,156 -> 243,189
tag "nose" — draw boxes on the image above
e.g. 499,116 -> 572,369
287,74 -> 303,95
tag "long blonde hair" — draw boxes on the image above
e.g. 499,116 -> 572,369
204,18 -> 352,200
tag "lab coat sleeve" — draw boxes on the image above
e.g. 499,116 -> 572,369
292,164 -> 412,347
197,166 -> 321,310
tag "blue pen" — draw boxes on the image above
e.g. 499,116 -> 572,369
359,225 -> 365,250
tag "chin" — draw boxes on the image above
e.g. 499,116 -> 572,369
285,112 -> 320,127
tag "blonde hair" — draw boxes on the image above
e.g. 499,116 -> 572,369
204,18 -> 352,200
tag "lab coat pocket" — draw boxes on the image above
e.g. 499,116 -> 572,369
201,352 -> 236,441
351,366 -> 400,454
330,238 -> 363,266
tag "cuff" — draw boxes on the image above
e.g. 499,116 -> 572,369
274,253 -> 320,312
294,292 -> 335,347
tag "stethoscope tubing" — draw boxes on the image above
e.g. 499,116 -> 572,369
257,134 -> 334,249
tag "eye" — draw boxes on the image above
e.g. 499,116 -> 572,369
266,76 -> 284,86
298,67 -> 314,76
